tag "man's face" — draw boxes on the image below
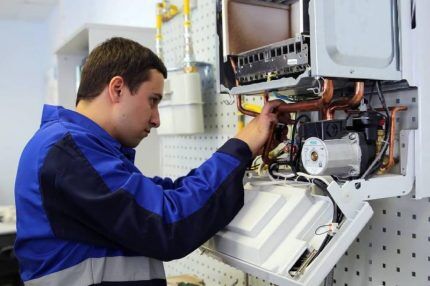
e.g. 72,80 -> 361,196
113,69 -> 164,148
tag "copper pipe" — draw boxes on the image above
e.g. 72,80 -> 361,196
239,79 -> 335,119
324,82 -> 365,120
261,79 -> 334,164
232,55 -> 259,118
236,90 -> 271,118
237,92 -> 278,164
236,94 -> 260,117
377,105 -> 408,172
237,79 -> 335,164
263,90 -> 269,102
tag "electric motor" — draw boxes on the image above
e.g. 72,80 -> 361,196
301,133 -> 362,177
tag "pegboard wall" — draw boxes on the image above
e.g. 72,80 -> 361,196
333,194 -> 430,286
160,1 -> 430,285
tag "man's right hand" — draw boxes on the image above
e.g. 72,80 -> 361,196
235,100 -> 284,157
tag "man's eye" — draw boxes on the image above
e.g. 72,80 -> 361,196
150,97 -> 159,106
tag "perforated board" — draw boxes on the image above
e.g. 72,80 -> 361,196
333,194 -> 430,286
160,1 -> 429,285
161,1 -> 247,284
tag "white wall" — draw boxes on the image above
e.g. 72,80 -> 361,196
0,1 -> 159,206
47,0 -> 157,60
0,20 -> 50,205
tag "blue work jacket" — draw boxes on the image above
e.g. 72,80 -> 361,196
14,105 -> 251,285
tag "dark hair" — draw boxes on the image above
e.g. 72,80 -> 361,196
76,37 -> 167,105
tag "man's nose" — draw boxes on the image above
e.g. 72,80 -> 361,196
151,108 -> 160,128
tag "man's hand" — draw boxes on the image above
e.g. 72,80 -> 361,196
235,100 -> 284,157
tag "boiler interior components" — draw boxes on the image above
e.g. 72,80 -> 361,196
301,134 -> 362,178
235,35 -> 309,85
208,1 -> 421,285
218,0 -> 402,94
300,114 -> 382,178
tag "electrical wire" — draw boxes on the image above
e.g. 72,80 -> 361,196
268,167 -> 296,182
248,179 -> 311,187
307,76 -> 323,95
221,93 -> 235,105
272,91 -> 320,103
361,81 -> 391,179
308,178 -> 344,267
268,163 -> 310,184
266,166 -> 344,273
313,178 -> 339,222
288,114 -> 311,173
367,81 -> 376,107
315,224 -> 332,235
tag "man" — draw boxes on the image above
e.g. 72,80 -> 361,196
14,37 -> 281,285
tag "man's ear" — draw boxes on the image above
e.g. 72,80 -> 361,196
108,76 -> 125,103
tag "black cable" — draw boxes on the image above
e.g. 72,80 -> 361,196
294,135 -> 305,172
308,178 -> 343,267
289,114 -> 311,173
268,163 -> 305,182
313,178 -> 342,223
268,163 -> 282,180
367,81 -> 377,108
376,81 -> 390,131
363,81 -> 391,179
375,80 -> 391,164
268,169 -> 343,270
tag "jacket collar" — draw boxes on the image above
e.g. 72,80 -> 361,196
41,105 -> 136,161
